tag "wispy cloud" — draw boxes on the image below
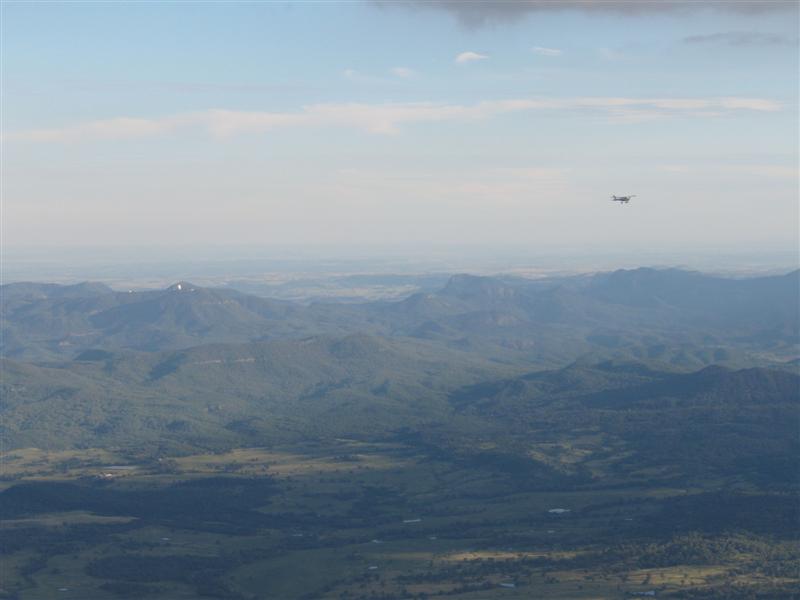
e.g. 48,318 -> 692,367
658,164 -> 798,179
391,66 -> 417,78
683,31 -> 799,46
739,165 -> 799,179
60,78 -> 312,94
7,96 -> 782,143
532,46 -> 562,56
342,68 -> 387,84
455,51 -> 488,64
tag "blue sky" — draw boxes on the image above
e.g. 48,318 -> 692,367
3,1 -> 798,253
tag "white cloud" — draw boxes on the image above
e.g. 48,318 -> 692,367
6,96 -> 782,143
342,68 -> 399,85
532,46 -> 562,56
391,66 -> 416,78
455,51 -> 488,64
717,97 -> 784,111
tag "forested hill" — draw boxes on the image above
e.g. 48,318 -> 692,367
2,341 -> 797,488
2,268 -> 798,368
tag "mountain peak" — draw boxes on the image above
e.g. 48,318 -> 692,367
167,281 -> 199,293
441,274 -> 518,301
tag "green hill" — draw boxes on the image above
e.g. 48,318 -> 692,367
0,334 -> 499,453
3,269 -> 797,368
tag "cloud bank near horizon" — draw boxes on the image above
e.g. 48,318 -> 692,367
7,96 -> 783,143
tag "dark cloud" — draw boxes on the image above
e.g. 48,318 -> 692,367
375,1 -> 797,28
683,31 -> 799,46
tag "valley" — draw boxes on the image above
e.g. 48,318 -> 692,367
1,268 -> 798,599
2,439 -> 797,600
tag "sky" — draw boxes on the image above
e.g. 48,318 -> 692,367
2,0 -> 799,258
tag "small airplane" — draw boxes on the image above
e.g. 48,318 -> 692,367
611,195 -> 636,204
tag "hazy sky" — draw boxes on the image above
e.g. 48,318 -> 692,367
3,1 -> 798,254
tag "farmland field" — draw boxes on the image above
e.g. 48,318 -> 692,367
2,439 -> 797,600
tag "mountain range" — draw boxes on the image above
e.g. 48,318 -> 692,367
2,266 -> 798,599
3,268 -> 797,368
2,267 -> 797,471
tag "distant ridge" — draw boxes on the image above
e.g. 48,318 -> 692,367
2,269 -> 797,367
2,281 -> 114,300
